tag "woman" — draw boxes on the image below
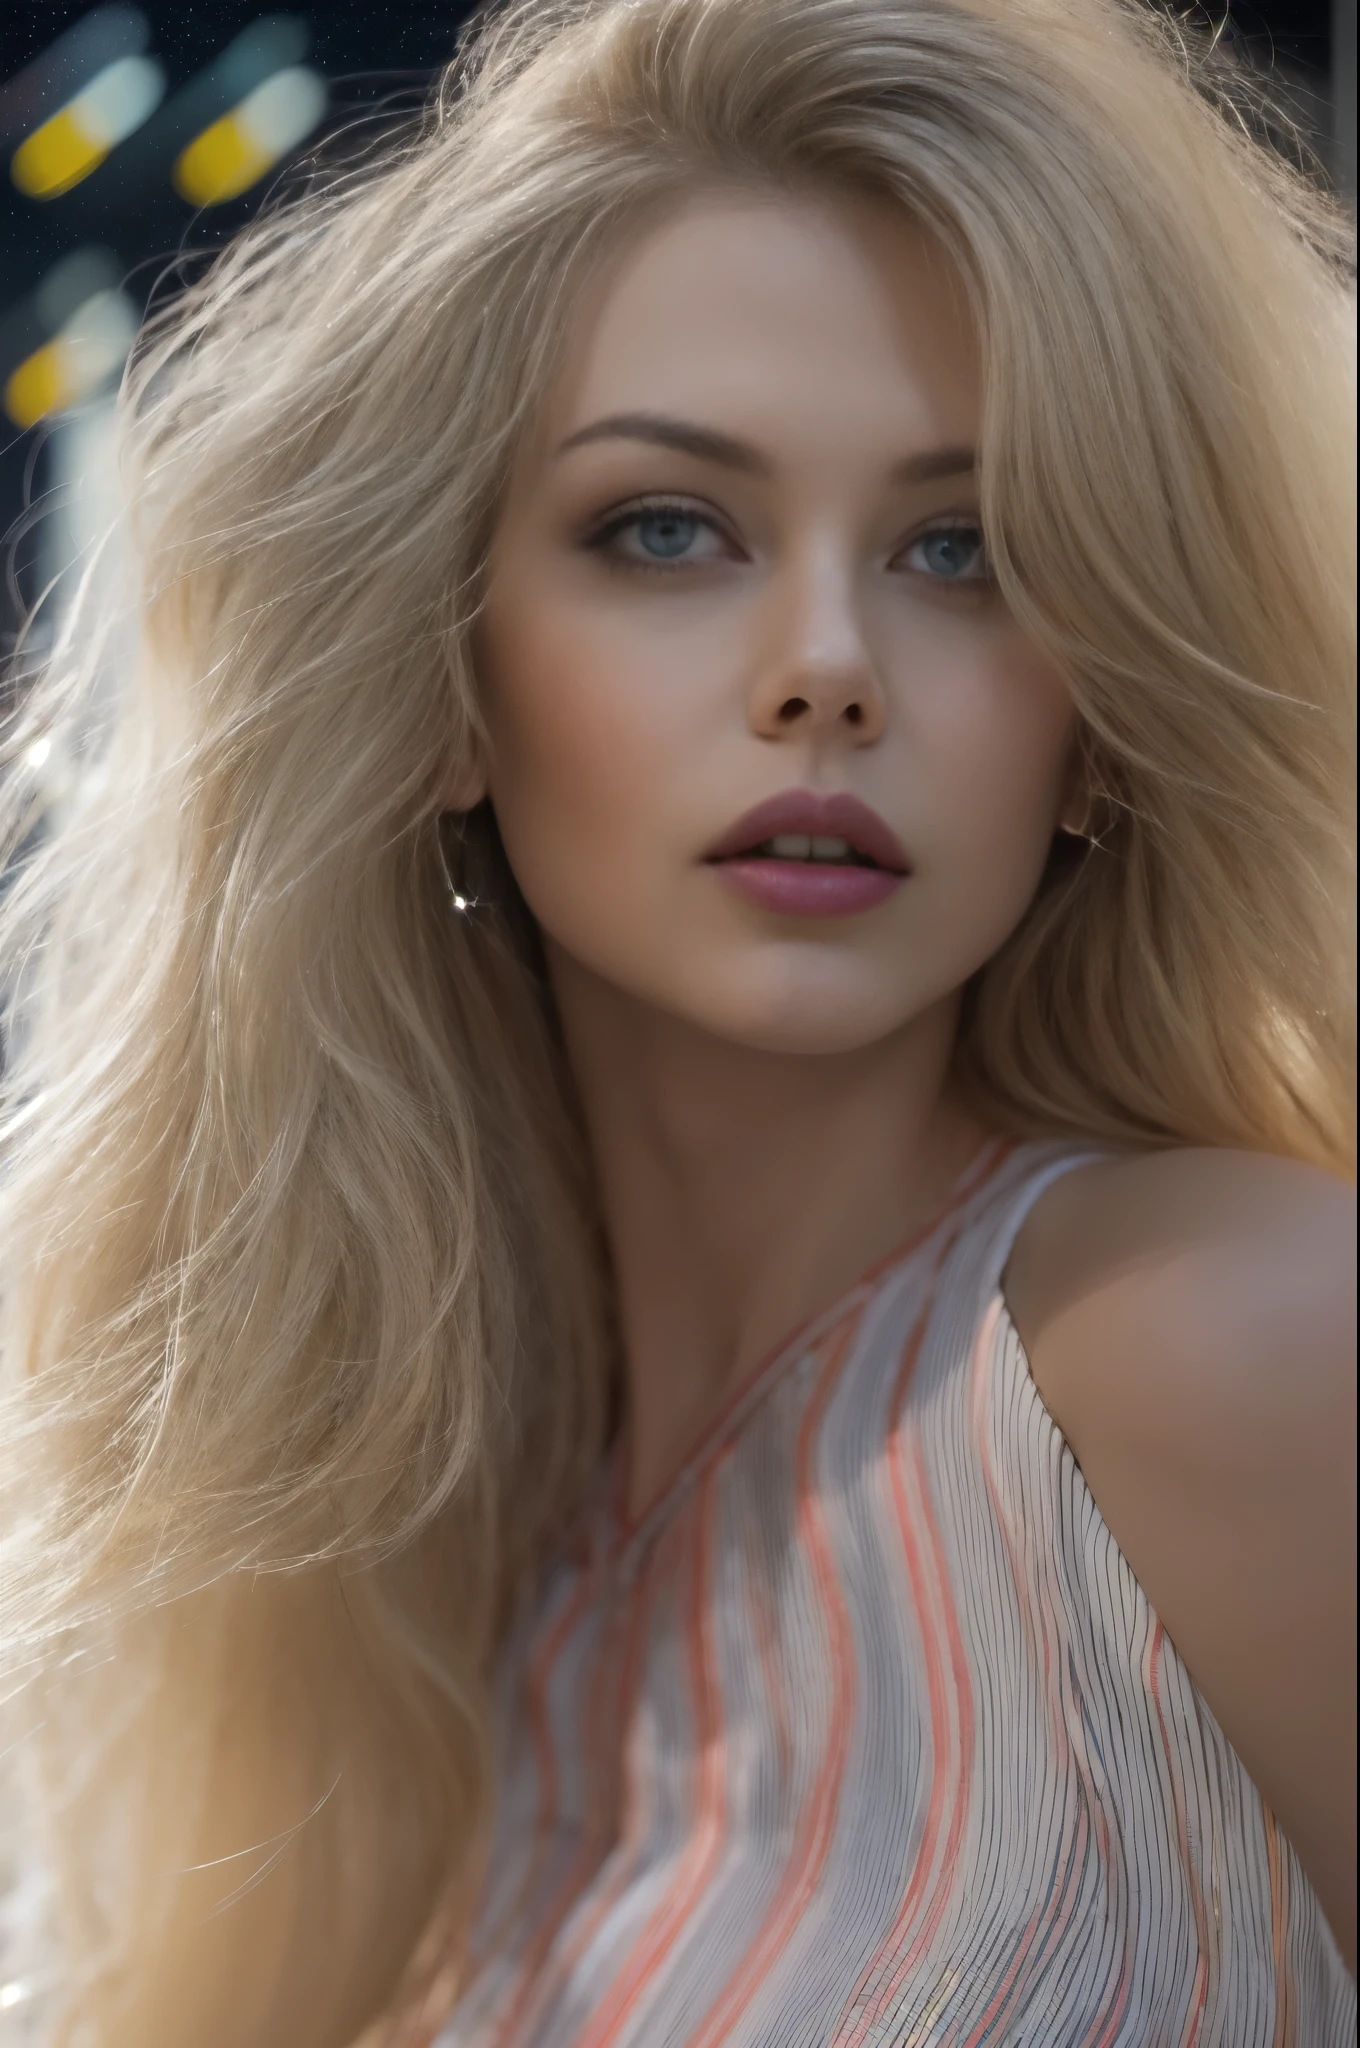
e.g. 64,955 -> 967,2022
0,0 -> 1353,2042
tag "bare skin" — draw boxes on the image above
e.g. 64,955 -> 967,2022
471,188 -> 1356,1966
477,189 -> 1074,1488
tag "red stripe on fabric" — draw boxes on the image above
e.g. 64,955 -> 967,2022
1064,1767 -> 1131,2048
682,1315 -> 862,2048
955,1548 -> 1092,2031
492,1540 -> 668,2047
1264,1805 -> 1293,2048
480,1567 -> 599,2003
833,1235 -> 974,2045
577,1454 -> 730,2047
974,1299 -> 1134,2048
965,1899 -> 1051,2041
1147,1621 -> 1210,2048
395,1562 -> 605,2047
749,1545 -> 793,1800
491,1143 -> 1012,2043
845,1277 -> 1114,2048
959,1783 -> 1093,2047
501,1515 -> 680,2044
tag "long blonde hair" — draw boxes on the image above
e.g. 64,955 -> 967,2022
0,0 -> 1353,2040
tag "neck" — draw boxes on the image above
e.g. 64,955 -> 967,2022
550,951 -> 994,1520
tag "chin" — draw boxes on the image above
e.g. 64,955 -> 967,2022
716,1016 -> 900,1057
675,968 -> 923,1059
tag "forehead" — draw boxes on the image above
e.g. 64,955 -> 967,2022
542,185 -> 981,454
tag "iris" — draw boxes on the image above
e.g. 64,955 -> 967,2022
635,510 -> 701,558
915,525 -> 986,579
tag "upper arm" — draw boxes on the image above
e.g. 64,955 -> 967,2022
1007,1149 -> 1357,1970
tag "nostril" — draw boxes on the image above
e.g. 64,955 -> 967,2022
777,696 -> 809,723
844,702 -> 864,727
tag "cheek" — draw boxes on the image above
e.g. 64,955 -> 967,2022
912,638 -> 1075,916
477,580 -> 690,928
476,552 -> 1078,1051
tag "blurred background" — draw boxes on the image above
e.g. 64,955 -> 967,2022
0,4 -> 484,665
0,0 -> 1354,668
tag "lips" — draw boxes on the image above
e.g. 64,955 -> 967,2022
705,789 -> 910,919
706,790 -> 910,873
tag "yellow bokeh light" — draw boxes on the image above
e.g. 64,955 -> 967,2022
173,115 -> 274,208
3,289 -> 139,430
11,56 -> 165,201
4,344 -> 67,430
173,66 -> 325,208
12,109 -> 107,199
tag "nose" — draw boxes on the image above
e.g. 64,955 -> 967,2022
746,552 -> 887,746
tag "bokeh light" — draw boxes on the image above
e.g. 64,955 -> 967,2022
11,53 -> 166,198
174,63 -> 326,206
4,284 -> 138,430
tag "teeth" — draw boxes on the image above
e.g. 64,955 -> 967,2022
755,832 -> 865,865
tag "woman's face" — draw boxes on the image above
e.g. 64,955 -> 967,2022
477,188 -> 1077,1054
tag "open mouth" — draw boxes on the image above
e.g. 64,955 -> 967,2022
706,792 -> 910,876
743,834 -> 884,868
705,792 -> 909,918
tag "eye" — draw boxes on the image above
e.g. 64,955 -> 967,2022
894,520 -> 992,583
586,497 -> 735,570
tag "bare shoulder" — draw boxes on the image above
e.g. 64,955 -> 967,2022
1006,1146 -> 1356,1969
1006,1146 -> 1355,1450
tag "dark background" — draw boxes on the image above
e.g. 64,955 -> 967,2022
0,1 -> 1353,652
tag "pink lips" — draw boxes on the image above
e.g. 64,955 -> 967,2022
705,789 -> 910,920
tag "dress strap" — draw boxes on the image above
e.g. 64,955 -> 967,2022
977,1140 -> 1111,1298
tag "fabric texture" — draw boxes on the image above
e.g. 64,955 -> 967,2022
436,1138 -> 1356,2048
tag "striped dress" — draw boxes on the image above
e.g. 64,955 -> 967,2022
437,1139 -> 1355,2048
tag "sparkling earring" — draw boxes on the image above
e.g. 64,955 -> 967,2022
1058,796 -> 1110,850
435,820 -> 478,913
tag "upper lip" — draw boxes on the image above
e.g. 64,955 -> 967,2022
706,790 -> 910,873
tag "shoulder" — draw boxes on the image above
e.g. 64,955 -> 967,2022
1005,1145 -> 1356,1968
1006,1146 -> 1355,1456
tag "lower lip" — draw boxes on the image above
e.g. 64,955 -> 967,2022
710,859 -> 905,918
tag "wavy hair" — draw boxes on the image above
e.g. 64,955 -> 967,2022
0,0 -> 1353,2040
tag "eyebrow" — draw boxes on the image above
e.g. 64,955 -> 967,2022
555,412 -> 770,473
554,411 -> 976,486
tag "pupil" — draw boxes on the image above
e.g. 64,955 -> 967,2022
923,529 -> 977,578
640,512 -> 696,558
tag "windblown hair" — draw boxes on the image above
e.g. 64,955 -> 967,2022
0,0 -> 1353,2040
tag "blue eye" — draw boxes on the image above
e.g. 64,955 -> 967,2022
900,523 -> 991,582
639,510 -> 700,558
588,498 -> 730,570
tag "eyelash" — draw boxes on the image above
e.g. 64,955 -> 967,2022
583,497 -> 735,575
582,496 -> 992,581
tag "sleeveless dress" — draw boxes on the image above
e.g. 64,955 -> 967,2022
436,1138 -> 1355,2048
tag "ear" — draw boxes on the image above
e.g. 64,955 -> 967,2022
439,731 -> 490,814
441,760 -> 490,814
